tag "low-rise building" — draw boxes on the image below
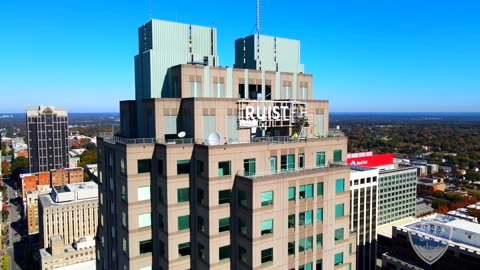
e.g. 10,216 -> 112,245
39,235 -> 96,270
38,182 -> 98,269
381,214 -> 480,269
417,177 -> 446,192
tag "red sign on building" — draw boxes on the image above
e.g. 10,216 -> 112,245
347,153 -> 394,168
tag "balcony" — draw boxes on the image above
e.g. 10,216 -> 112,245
237,162 -> 349,179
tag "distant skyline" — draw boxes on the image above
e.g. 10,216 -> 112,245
1,0 -> 479,113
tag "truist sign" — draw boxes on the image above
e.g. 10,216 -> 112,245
237,100 -> 307,128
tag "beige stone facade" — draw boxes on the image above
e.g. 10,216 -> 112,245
38,183 -> 98,249
97,19 -> 357,270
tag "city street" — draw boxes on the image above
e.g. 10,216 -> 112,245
2,176 -> 25,270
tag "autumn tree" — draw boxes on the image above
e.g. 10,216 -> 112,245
1,161 -> 10,175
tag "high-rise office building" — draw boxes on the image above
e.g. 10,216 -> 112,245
350,166 -> 379,270
97,19 -> 356,270
378,167 -> 417,225
26,105 -> 69,173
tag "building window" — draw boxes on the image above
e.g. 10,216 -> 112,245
196,160 -> 204,176
299,236 -> 313,252
219,245 -> 230,261
333,150 -> 342,162
281,154 -> 295,171
317,182 -> 324,196
122,238 -> 127,253
261,191 -> 273,207
334,228 -> 344,242
178,242 -> 190,257
198,243 -> 205,260
288,187 -> 296,201
334,252 -> 343,265
299,210 -> 313,226
261,248 -> 273,264
177,188 -> 190,203
270,156 -> 277,173
159,240 -> 165,257
178,215 -> 190,231
218,189 -> 231,204
197,216 -> 205,232
157,159 -> 164,175
335,203 -> 344,218
261,219 -> 273,235
159,213 -> 164,229
317,259 -> 323,269
299,263 -> 313,270
121,185 -> 126,201
288,241 -> 295,255
238,190 -> 247,207
299,153 -> 304,169
219,217 -> 230,233
349,243 -> 353,254
238,218 -> 247,235
299,184 -> 313,199
137,159 -> 151,173
122,212 -> 127,227
317,208 -> 323,222
317,233 -> 323,247
244,158 -> 256,176
316,152 -> 325,167
177,160 -> 190,175
239,246 -> 247,263
218,161 -> 231,176
120,158 -> 125,174
139,239 -> 152,254
197,188 -> 205,204
158,186 -> 164,204
138,213 -> 151,228
137,186 -> 150,201
287,214 -> 296,229
335,179 -> 345,193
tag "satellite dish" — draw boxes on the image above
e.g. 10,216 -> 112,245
178,131 -> 186,138
207,132 -> 221,145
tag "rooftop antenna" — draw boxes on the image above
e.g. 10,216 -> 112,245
256,0 -> 260,34
149,0 -> 152,20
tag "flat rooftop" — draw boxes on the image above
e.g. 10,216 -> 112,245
377,217 -> 417,238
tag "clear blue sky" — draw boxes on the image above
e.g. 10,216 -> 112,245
1,0 -> 479,113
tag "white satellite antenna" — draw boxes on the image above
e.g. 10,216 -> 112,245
178,131 -> 186,138
207,132 -> 221,145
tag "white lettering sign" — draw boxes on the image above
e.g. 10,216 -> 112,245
237,100 -> 308,128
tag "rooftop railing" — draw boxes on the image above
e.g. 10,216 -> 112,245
99,133 -> 346,146
236,161 -> 349,179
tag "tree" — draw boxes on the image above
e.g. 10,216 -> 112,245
1,161 -> 10,175
0,142 -> 6,156
1,210 -> 8,222
437,205 -> 449,214
10,156 -> 28,180
2,253 -> 8,270
78,150 -> 97,169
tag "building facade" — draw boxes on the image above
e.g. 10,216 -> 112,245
21,168 -> 84,235
38,182 -> 98,269
350,166 -> 379,270
378,167 -> 417,225
26,105 -> 69,173
97,19 -> 356,270
382,214 -> 480,270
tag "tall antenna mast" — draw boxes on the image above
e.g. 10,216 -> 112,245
256,0 -> 260,34
149,0 -> 152,20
